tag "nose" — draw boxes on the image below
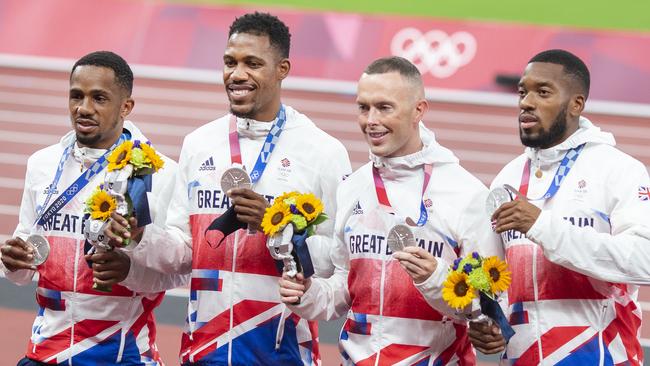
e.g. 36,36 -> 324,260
76,97 -> 93,116
367,108 -> 381,125
229,63 -> 248,82
519,92 -> 535,111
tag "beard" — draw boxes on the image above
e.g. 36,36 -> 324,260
229,106 -> 256,119
520,104 -> 568,149
75,132 -> 102,147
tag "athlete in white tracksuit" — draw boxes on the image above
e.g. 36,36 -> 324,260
286,123 -> 503,365
493,117 -> 650,364
119,106 -> 351,365
2,120 -> 183,365
470,49 -> 650,365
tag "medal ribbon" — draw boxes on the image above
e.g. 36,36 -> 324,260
372,163 -> 433,226
519,143 -> 585,199
228,105 -> 287,185
34,131 -> 131,227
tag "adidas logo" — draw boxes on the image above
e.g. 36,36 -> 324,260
352,201 -> 363,215
199,157 -> 216,171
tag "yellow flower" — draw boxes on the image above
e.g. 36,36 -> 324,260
107,140 -> 133,171
483,256 -> 512,294
261,203 -> 292,236
442,271 -> 475,309
140,142 -> 164,172
87,189 -> 117,221
294,193 -> 323,221
275,191 -> 299,205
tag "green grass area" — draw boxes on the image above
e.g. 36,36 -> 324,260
170,0 -> 650,32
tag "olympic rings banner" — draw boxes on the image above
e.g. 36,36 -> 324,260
2,0 -> 650,103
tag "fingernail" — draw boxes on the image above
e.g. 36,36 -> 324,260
27,254 -> 33,260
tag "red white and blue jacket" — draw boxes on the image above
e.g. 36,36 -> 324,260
121,105 -> 351,365
2,121 -> 180,365
492,117 -> 650,365
290,124 -> 503,365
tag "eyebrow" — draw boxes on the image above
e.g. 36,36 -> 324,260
518,80 -> 555,88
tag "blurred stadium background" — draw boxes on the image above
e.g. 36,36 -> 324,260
1,0 -> 649,364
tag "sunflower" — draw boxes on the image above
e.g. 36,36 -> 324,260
107,140 -> 134,171
275,191 -> 299,205
86,188 -> 117,221
261,203 -> 292,236
294,193 -> 323,221
140,142 -> 164,172
442,271 -> 475,309
483,256 -> 512,294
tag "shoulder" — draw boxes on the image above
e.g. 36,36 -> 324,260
585,143 -> 645,172
183,115 -> 230,146
491,154 -> 527,189
338,163 -> 372,196
27,144 -> 65,169
284,105 -> 349,156
434,161 -> 488,193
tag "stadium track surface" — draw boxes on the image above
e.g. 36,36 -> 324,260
1,66 -> 649,365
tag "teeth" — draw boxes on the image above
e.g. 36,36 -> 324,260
231,89 -> 251,96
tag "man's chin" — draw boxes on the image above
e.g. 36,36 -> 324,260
229,104 -> 255,119
75,133 -> 100,147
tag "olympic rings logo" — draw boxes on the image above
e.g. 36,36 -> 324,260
66,184 -> 79,196
390,28 -> 477,79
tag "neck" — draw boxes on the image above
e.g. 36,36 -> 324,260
387,133 -> 424,158
253,100 -> 282,122
543,122 -> 580,149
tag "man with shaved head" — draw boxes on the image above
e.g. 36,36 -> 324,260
470,49 -> 650,364
279,56 -> 502,365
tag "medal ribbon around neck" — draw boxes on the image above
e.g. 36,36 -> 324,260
228,104 -> 287,185
372,163 -> 433,226
519,143 -> 585,200
34,131 -> 131,228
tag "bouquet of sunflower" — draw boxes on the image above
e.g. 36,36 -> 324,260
261,192 -> 327,237
82,140 -> 164,292
262,192 -> 327,278
107,140 -> 164,176
104,139 -> 164,227
442,252 -> 515,341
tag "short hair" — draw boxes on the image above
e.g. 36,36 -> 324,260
364,56 -> 422,80
228,12 -> 291,59
71,51 -> 133,96
529,49 -> 590,98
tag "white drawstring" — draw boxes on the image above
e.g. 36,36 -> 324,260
275,304 -> 289,350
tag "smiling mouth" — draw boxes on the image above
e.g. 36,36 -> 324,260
227,84 -> 255,99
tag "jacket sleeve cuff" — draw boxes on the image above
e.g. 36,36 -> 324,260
414,258 -> 448,300
526,209 -> 551,246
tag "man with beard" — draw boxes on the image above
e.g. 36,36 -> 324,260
469,49 -> 650,364
0,51 -> 180,365
106,12 -> 351,366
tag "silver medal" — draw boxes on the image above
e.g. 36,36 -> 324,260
387,224 -> 416,253
220,167 -> 251,192
27,234 -> 50,266
485,186 -> 513,217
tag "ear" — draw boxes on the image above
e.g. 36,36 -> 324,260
413,98 -> 429,125
569,94 -> 585,118
121,98 -> 135,119
277,58 -> 290,81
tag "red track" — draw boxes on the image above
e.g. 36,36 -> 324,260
1,66 -> 649,363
